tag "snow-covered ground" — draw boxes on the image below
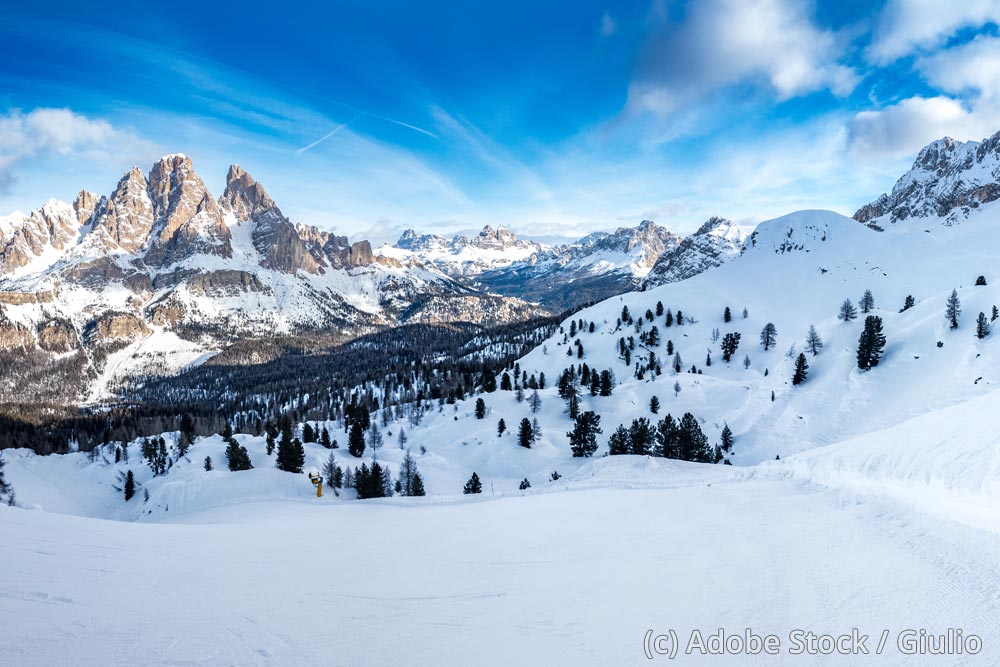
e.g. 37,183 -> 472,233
2,469 -> 998,666
5,206 -> 1000,664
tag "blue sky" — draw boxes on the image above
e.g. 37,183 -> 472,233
1,1 -> 999,242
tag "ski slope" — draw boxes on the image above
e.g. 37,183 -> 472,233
2,470 -> 998,666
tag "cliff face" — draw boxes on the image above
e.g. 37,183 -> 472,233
854,132 -> 1000,228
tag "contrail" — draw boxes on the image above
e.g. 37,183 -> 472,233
297,113 -> 363,154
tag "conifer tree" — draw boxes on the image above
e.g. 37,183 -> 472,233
720,424 -> 734,452
760,323 -> 778,351
805,324 -> 823,356
463,472 -> 483,494
976,312 -> 990,339
839,298 -> 858,321
517,418 -> 534,448
608,424 -> 630,455
322,451 -> 338,488
0,452 -> 11,500
348,422 -> 366,458
599,370 -> 613,396
320,427 -> 332,448
204,456 -> 213,471
567,411 -> 602,457
398,449 -> 421,496
124,469 -> 135,501
724,306 -> 732,322
226,436 -> 253,471
628,417 -> 656,455
529,390 -> 542,413
650,395 -> 660,413
721,332 -> 741,362
519,478 -> 531,491
497,418 -> 507,436
859,289 -> 875,313
792,353 -> 809,385
276,427 -> 304,473
856,315 -> 886,370
411,472 -> 426,496
946,289 -> 961,329
993,305 -> 999,322
654,414 -> 677,458
474,398 -> 486,419
900,295 -> 915,312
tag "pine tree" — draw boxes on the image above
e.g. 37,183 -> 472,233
993,305 -> 999,321
856,315 -> 886,370
517,418 -> 534,448
792,353 -> 809,385
654,415 -> 677,458
567,411 -> 602,457
519,478 -> 531,490
529,390 -> 542,413
463,472 -> 483,494
497,418 -> 507,436
607,424 -> 630,455
720,424 -> 734,452
276,426 -> 304,473
677,413 -> 712,462
805,325 -> 823,356
320,427 -> 332,448
673,380 -> 681,397
976,312 -> 990,339
411,472 -> 426,496
721,332 -> 741,361
367,424 -> 384,458
724,306 -> 732,322
124,469 -> 135,501
946,289 -> 961,329
599,370 -> 613,396
650,395 -> 660,413
322,451 -> 338,488
302,423 -> 315,443
900,295 -> 915,312
398,449 -> 421,496
348,422 -> 366,458
265,420 -> 277,455
976,275 -> 987,286
0,452 -> 11,499
204,456 -> 213,471
859,289 -> 875,313
760,323 -> 777,351
628,417 -> 656,455
839,298 -> 858,322
226,437 -> 253,471
500,372 -> 513,391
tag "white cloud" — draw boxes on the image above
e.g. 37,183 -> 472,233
867,0 -> 1000,64
846,96 -> 997,159
918,34 -> 1000,100
0,108 -> 158,194
627,0 -> 857,116
600,13 -> 617,37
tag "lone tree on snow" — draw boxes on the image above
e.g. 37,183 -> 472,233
946,289 -> 961,329
463,472 -> 483,494
839,298 -> 858,321
124,469 -> 135,501
760,323 -> 778,351
859,289 -> 875,313
792,353 -> 809,385
976,312 -> 990,339
567,411 -> 602,457
805,325 -> 823,356
856,315 -> 886,370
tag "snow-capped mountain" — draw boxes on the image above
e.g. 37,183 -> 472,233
642,215 -> 749,287
854,130 -> 1000,228
381,219 -> 682,310
0,155 -> 544,400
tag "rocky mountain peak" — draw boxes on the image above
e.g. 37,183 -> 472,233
643,215 -> 748,287
219,164 -> 281,222
72,190 -> 102,226
143,154 -> 231,266
89,166 -> 154,252
854,131 -> 1000,228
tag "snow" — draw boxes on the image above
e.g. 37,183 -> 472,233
7,200 -> 1000,662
